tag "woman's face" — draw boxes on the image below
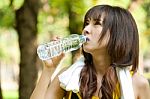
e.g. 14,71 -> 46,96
82,16 -> 110,54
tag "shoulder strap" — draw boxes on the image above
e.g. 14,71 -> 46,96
68,91 -> 82,99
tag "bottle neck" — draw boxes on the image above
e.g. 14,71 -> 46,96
79,35 -> 87,43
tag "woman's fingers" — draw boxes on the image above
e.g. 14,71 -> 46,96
42,36 -> 64,68
43,53 -> 64,68
51,53 -> 65,67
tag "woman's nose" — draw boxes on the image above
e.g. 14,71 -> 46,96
83,26 -> 91,35
83,30 -> 89,35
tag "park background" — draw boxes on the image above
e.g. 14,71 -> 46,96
0,0 -> 150,99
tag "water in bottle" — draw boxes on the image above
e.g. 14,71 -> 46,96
37,34 -> 87,60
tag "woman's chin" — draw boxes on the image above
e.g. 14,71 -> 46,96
83,47 -> 93,54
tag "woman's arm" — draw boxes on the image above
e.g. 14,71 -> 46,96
44,72 -> 66,99
30,53 -> 65,99
30,67 -> 55,99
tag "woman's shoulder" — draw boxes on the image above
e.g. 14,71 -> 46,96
132,72 -> 149,88
132,72 -> 150,98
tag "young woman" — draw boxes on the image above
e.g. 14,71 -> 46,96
30,5 -> 150,99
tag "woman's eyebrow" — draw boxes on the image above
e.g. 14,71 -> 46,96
93,19 -> 101,23
93,18 -> 100,21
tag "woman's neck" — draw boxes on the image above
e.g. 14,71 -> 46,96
92,50 -> 111,75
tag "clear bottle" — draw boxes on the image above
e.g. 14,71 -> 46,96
37,34 -> 87,60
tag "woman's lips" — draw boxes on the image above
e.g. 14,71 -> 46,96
86,37 -> 90,41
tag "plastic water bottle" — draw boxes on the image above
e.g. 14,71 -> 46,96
37,34 -> 87,60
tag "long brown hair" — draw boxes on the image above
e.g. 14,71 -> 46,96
80,5 -> 139,99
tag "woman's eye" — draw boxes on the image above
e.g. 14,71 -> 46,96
85,21 -> 89,25
95,21 -> 102,25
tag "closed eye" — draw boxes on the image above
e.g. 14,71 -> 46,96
85,20 -> 90,26
95,21 -> 102,25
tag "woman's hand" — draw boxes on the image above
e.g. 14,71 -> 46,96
42,37 -> 65,70
43,53 -> 65,69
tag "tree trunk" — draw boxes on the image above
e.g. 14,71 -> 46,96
0,84 -> 2,99
0,61 -> 3,99
15,0 -> 40,99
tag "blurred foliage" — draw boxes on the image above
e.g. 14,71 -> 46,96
0,0 -> 24,28
3,90 -> 18,99
11,0 -> 24,10
143,1 -> 150,28
142,0 -> 150,58
0,7 -> 15,27
99,0 -> 130,8
0,0 -> 10,9
38,0 -> 88,40
0,0 -> 23,62
0,0 -> 24,9
0,29 -> 19,62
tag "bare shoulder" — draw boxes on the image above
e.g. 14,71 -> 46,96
132,72 -> 150,88
132,72 -> 150,99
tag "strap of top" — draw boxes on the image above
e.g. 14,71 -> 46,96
68,91 -> 99,99
68,91 -> 82,99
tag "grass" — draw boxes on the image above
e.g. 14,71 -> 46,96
2,90 -> 18,99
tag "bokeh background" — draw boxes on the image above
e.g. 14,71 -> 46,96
0,0 -> 150,99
